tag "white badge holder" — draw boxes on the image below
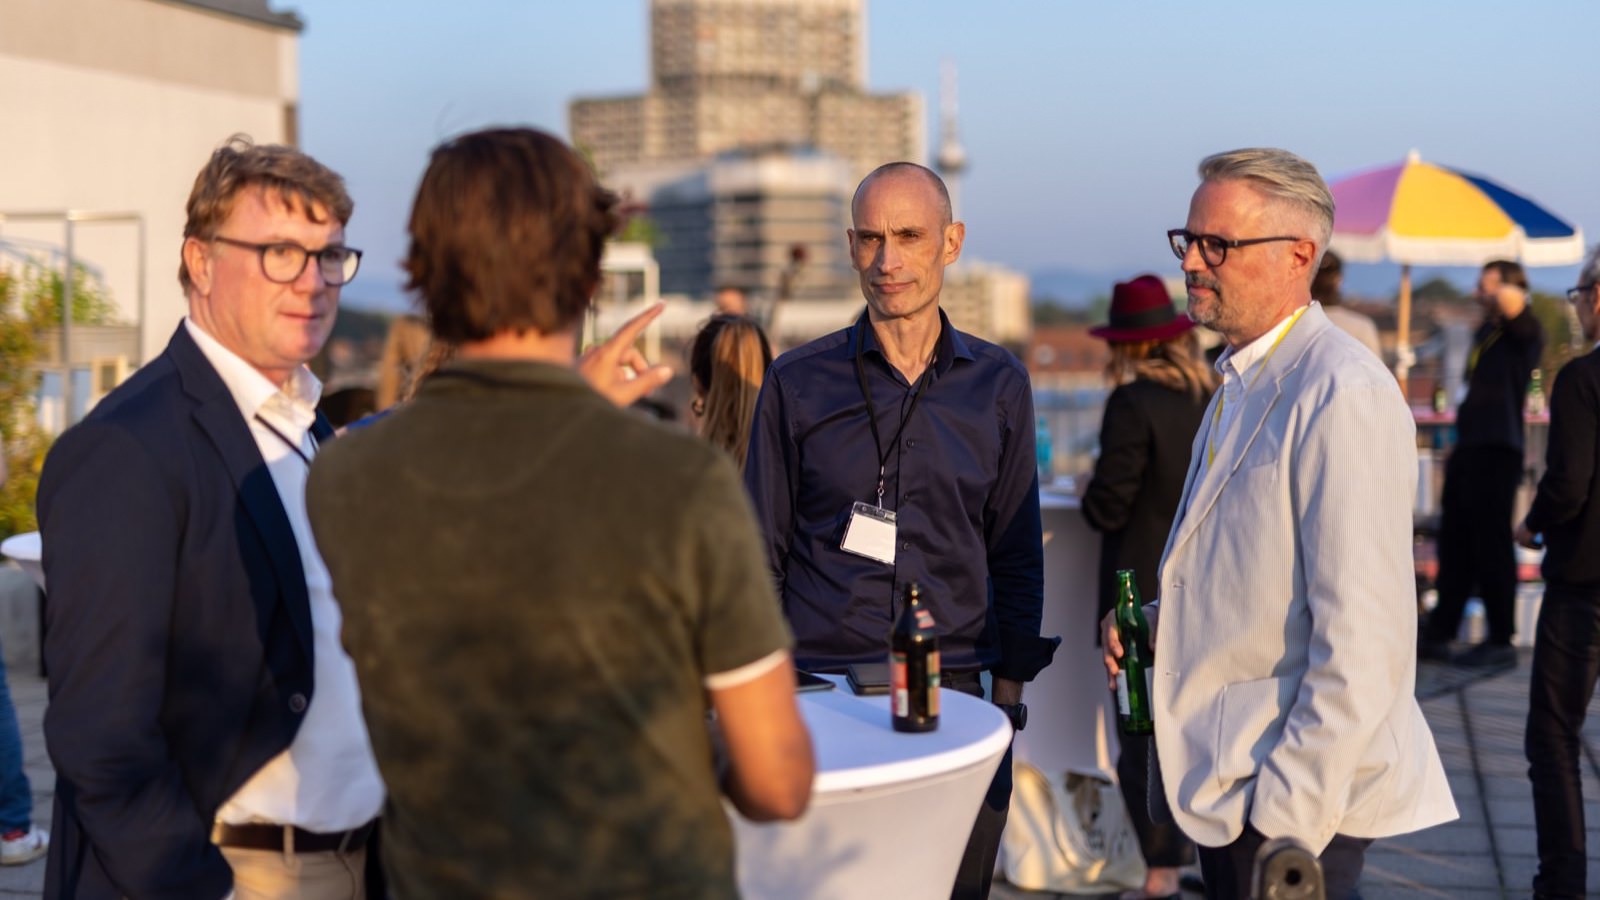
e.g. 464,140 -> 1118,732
841,501 -> 897,565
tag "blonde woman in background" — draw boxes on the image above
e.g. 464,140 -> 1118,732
1082,274 -> 1215,900
689,314 -> 773,471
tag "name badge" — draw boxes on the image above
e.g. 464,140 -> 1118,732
841,501 -> 897,565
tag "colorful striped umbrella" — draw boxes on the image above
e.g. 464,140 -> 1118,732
1327,151 -> 1585,389
1331,150 -> 1584,266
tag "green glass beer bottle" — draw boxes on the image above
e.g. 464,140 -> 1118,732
1113,569 -> 1154,735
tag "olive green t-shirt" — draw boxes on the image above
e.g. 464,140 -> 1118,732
308,359 -> 792,899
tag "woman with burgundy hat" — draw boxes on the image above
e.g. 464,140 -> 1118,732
1083,273 -> 1215,900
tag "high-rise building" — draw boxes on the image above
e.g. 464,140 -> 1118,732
571,0 -> 923,179
606,147 -> 858,302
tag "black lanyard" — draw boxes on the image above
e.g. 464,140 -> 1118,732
854,326 -> 936,508
255,413 -> 318,468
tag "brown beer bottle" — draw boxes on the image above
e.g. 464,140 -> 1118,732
891,582 -> 940,732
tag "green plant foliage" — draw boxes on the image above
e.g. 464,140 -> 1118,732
1411,276 -> 1464,303
1530,291 -> 1577,379
0,272 -> 45,542
18,263 -> 118,327
615,214 -> 663,249
0,261 -> 115,542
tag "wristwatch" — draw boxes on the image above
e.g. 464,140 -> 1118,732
995,702 -> 1027,732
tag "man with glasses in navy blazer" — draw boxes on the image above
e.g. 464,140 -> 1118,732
37,137 -> 385,900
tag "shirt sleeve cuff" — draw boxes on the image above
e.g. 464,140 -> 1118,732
991,631 -> 1061,682
703,649 -> 789,691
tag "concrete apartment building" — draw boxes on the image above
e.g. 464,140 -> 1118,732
614,147 -> 859,302
0,0 -> 302,423
571,0 -> 922,180
570,0 -> 1031,346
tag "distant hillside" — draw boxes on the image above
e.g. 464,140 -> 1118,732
1028,268 -> 1130,308
1031,260 -> 1585,307
332,306 -> 393,344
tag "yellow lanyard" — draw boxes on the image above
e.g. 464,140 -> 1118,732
1466,326 -> 1502,378
1207,306 -> 1308,468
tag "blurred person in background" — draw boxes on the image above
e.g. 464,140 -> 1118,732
1310,251 -> 1382,358
690,313 -> 773,471
1515,245 -> 1600,900
1082,273 -> 1212,900
374,314 -> 431,409
0,450 -> 46,869
714,284 -> 749,317
308,127 -> 812,898
1421,260 -> 1544,668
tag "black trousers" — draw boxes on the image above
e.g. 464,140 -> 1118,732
942,672 -> 1011,900
1428,444 -> 1525,645
1117,732 -> 1195,868
1525,584 -> 1600,900
1197,824 -> 1371,900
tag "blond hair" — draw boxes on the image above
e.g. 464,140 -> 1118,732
690,315 -> 773,470
1104,330 -> 1217,402
375,314 -> 433,408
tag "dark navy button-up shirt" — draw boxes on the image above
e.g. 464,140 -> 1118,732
743,309 -> 1054,680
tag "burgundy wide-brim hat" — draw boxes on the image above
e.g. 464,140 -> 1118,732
1088,274 -> 1196,343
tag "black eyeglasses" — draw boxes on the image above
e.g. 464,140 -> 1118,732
1568,284 -> 1596,305
212,235 -> 363,286
1167,229 -> 1300,267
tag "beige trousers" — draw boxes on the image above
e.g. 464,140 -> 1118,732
219,844 -> 368,900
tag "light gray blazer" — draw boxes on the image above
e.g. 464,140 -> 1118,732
1149,303 -> 1457,854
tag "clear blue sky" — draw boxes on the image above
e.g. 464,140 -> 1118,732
292,0 -> 1600,312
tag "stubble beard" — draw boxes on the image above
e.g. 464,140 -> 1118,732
1186,274 -> 1225,331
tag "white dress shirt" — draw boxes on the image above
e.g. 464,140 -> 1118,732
1198,304 -> 1309,486
185,319 -> 385,832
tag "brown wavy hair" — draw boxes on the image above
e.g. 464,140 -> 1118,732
690,315 -> 773,470
406,128 -> 617,342
179,134 -> 352,293
1103,330 -> 1217,401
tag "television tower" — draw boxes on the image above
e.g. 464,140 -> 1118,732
935,59 -> 968,222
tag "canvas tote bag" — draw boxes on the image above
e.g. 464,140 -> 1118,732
1001,761 -> 1146,893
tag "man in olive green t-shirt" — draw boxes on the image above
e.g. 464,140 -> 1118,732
307,127 -> 814,898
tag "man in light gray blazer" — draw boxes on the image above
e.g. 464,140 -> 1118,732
1103,148 -> 1457,899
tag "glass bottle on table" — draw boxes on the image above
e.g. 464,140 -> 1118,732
1112,569 -> 1154,735
890,582 -> 940,733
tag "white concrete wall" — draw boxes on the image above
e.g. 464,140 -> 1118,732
0,0 -> 297,365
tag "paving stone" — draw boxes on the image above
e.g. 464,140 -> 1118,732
1498,853 -> 1600,896
1360,888 -> 1499,900
0,860 -> 47,893
1482,775 -> 1535,799
1447,773 -> 1480,798
1363,848 -> 1499,888
1495,824 -> 1540,855
1489,798 -> 1600,828
1382,822 -> 1492,856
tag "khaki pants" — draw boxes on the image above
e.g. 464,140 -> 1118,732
219,844 -> 368,900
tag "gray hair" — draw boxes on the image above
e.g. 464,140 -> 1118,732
1583,244 -> 1600,287
1199,148 -> 1334,256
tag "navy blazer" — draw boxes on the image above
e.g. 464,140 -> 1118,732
38,325 -> 332,899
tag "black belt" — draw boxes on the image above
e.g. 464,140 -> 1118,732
212,819 -> 375,854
